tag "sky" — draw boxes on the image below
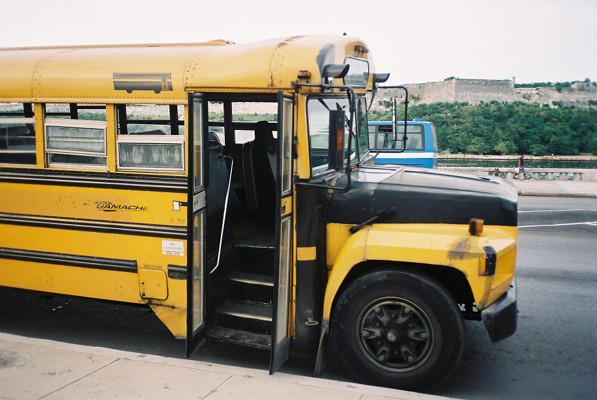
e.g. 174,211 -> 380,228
2,0 -> 596,85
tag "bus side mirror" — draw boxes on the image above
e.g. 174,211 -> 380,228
328,110 -> 345,170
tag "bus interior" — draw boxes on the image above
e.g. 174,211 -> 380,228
203,95 -> 281,350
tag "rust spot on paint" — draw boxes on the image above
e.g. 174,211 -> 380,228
448,237 -> 473,260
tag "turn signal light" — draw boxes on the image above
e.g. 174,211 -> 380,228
469,218 -> 484,236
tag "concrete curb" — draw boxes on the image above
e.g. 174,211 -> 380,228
517,190 -> 597,198
512,180 -> 597,198
0,332 -> 454,400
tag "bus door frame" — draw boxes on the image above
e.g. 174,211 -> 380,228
270,92 -> 294,373
186,93 -> 208,356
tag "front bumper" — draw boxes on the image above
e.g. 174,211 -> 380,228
481,279 -> 517,342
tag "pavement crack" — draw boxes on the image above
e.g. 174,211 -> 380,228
201,374 -> 234,399
38,358 -> 120,399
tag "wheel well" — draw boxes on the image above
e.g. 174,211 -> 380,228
332,261 -> 478,320
327,261 -> 467,390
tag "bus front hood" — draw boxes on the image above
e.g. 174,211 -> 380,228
326,166 -> 518,227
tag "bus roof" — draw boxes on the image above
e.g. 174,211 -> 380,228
0,35 -> 374,104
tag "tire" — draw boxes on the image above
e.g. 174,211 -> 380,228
330,269 -> 465,391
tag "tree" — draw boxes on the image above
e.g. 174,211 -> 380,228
368,101 -> 597,155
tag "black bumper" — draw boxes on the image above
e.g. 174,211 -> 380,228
481,279 -> 517,342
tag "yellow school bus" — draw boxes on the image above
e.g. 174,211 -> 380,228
0,35 -> 517,390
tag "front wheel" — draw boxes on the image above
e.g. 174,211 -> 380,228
330,269 -> 464,391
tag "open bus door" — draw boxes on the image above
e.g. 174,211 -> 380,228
270,92 -> 294,373
186,93 -> 208,356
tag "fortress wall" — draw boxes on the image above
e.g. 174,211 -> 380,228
517,84 -> 597,107
453,79 -> 516,103
373,78 -> 597,109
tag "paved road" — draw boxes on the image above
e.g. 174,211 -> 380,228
431,196 -> 597,399
1,196 -> 596,399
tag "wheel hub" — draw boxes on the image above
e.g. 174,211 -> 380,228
386,330 -> 398,342
358,298 -> 433,372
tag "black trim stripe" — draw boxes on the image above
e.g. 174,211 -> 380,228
168,264 -> 187,280
0,247 -> 137,273
0,213 -> 187,239
0,169 -> 187,192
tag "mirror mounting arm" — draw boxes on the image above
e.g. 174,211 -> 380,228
378,85 -> 409,153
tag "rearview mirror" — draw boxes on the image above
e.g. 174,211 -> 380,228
328,110 -> 345,170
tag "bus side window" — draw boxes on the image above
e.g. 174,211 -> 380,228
378,126 -> 394,150
406,132 -> 423,150
116,104 -> 183,135
0,102 -> 36,165
44,103 -> 108,169
116,104 -> 185,173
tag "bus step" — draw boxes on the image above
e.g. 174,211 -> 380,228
219,300 -> 272,321
215,300 -> 272,335
229,270 -> 274,286
235,238 -> 275,250
234,246 -> 275,275
228,271 -> 274,303
233,220 -> 275,249
206,326 -> 271,350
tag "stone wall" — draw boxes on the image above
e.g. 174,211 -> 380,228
372,78 -> 597,109
453,79 -> 516,103
516,84 -> 597,108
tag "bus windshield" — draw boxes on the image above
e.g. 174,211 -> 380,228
369,124 -> 424,151
307,95 -> 368,176
368,120 -> 439,168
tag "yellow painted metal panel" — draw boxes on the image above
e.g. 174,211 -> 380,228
0,259 -> 142,302
138,269 -> 168,300
280,196 -> 293,217
0,224 -> 186,298
150,301 -> 187,339
322,223 -> 518,320
326,223 -> 352,269
0,48 -> 59,101
295,94 -> 311,179
296,246 -> 317,261
105,104 -> 117,172
34,103 -> 45,169
0,217 -> 189,336
0,36 -> 374,104
0,181 -> 187,227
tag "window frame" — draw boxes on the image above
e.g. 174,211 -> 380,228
116,134 -> 186,173
44,118 -> 108,170
116,104 -> 184,136
115,103 -> 186,174
0,117 -> 37,166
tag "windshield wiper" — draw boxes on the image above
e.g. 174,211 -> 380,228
349,206 -> 396,233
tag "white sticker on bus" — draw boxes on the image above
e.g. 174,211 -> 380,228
162,240 -> 185,256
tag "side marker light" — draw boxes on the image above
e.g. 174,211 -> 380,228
469,218 -> 484,236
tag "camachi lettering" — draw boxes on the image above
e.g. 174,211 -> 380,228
95,201 -> 146,212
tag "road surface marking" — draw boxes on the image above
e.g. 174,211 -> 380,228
520,221 -> 597,228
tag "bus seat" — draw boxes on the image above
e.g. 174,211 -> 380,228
241,121 -> 277,224
256,120 -> 278,178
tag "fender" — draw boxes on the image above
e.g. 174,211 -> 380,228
322,222 -> 518,321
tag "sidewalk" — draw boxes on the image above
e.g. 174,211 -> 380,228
0,332 -> 452,400
510,179 -> 597,197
